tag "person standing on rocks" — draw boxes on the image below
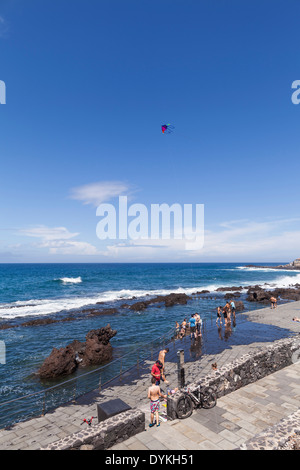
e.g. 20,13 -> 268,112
194,312 -> 202,338
189,314 -> 196,339
179,318 -> 187,338
225,301 -> 231,322
216,306 -> 223,325
230,300 -> 236,320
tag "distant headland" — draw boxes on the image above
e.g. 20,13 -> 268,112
245,258 -> 300,270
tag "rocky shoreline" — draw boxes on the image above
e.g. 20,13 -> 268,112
245,264 -> 300,270
245,260 -> 300,271
1,282 -> 300,332
2,280 -> 300,380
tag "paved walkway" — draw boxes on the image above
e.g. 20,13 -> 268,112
110,361 -> 300,450
0,301 -> 299,450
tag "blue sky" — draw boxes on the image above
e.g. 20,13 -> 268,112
0,0 -> 300,262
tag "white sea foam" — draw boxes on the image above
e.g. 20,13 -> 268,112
262,273 -> 300,290
236,266 -> 300,273
0,285 -> 217,319
58,277 -> 82,284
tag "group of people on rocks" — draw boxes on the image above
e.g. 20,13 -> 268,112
147,292 -> 300,429
174,299 -> 238,340
175,312 -> 203,340
216,300 -> 236,325
147,295 -> 298,429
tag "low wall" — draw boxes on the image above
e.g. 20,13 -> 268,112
41,409 -> 145,450
167,336 -> 300,419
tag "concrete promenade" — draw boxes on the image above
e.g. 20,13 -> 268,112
110,361 -> 300,450
0,301 -> 299,450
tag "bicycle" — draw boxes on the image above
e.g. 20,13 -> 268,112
175,384 -> 217,419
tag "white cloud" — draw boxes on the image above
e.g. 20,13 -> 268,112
40,240 -> 100,255
19,225 -> 100,256
11,217 -> 300,262
97,217 -> 300,262
70,181 -> 135,206
19,225 -> 79,240
0,16 -> 9,38
199,218 -> 300,259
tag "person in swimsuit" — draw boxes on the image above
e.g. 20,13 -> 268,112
148,377 -> 167,427
230,300 -> 236,320
223,306 -> 228,325
158,348 -> 169,384
216,306 -> 223,325
270,296 -> 277,309
225,301 -> 231,322
179,318 -> 187,338
194,313 -> 202,338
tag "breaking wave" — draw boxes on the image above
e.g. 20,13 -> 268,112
57,277 -> 82,284
1,271 -> 300,320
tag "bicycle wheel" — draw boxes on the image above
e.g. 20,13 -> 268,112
201,389 -> 217,409
176,394 -> 194,419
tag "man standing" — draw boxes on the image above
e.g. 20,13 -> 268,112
151,360 -> 163,385
158,348 -> 169,384
225,301 -> 231,322
194,312 -> 202,338
147,377 -> 167,427
189,314 -> 196,339
230,300 -> 236,320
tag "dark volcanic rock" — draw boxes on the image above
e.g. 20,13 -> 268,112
245,263 -> 300,271
224,292 -> 241,299
81,327 -> 116,367
128,292 -> 191,311
38,324 -> 117,379
163,293 -> 190,307
129,301 -> 149,311
246,285 -> 300,303
0,323 -> 15,330
216,286 -> 243,292
271,287 -> 300,301
84,307 -> 118,317
38,345 -> 78,379
234,301 -> 245,311
246,287 -> 272,303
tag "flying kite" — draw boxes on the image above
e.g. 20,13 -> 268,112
161,123 -> 174,134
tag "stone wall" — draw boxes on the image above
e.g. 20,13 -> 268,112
167,336 -> 300,419
41,409 -> 145,450
41,336 -> 299,449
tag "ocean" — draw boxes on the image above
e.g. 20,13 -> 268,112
0,262 -> 299,419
